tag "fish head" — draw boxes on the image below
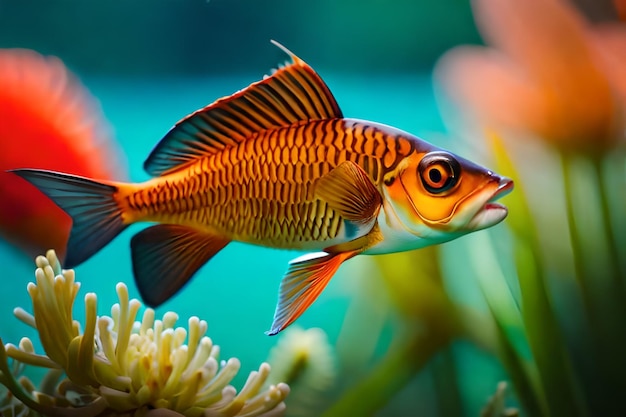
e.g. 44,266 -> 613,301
382,149 -> 513,243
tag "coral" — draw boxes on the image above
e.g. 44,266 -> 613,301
0,250 -> 289,417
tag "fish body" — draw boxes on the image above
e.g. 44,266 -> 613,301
121,119 -> 445,251
12,42 -> 512,334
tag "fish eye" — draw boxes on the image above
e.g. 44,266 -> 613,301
418,152 -> 461,194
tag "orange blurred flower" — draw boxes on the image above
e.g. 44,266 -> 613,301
435,0 -> 626,155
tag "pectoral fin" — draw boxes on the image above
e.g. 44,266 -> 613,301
267,250 -> 358,335
131,225 -> 230,307
315,161 -> 382,227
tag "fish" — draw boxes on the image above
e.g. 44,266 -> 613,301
0,48 -> 127,260
10,41 -> 513,335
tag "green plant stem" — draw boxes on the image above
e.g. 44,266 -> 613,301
602,152 -> 626,276
561,155 -> 589,302
432,348 -> 463,417
512,238 -> 585,417
562,155 -> 624,311
492,318 -> 542,417
322,329 -> 450,417
563,155 -> 626,415
490,136 -> 584,417
593,157 -> 625,295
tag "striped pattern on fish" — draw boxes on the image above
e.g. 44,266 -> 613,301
122,118 -> 415,249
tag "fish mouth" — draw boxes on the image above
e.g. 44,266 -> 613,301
467,177 -> 514,230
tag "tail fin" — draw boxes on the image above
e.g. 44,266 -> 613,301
9,169 -> 127,267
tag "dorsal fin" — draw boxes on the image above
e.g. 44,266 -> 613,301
144,41 -> 343,177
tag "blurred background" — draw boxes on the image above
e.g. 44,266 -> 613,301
0,0 -> 481,74
1,0 -> 624,416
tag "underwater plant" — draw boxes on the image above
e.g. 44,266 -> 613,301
0,250 -> 289,417
322,245 -> 505,416
436,0 -> 626,415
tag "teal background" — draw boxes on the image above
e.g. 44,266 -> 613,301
0,1 -> 511,415
0,0 -> 480,74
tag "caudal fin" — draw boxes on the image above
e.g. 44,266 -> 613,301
9,169 -> 127,267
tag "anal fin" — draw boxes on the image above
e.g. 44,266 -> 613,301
131,225 -> 229,307
267,250 -> 358,335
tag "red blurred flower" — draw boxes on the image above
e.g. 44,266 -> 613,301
0,49 -> 127,260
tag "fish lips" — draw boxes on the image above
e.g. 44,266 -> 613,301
467,177 -> 514,230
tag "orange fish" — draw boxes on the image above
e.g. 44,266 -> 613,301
11,42 -> 512,334
0,49 -> 127,260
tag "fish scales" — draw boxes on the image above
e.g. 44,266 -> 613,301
125,119 -> 411,247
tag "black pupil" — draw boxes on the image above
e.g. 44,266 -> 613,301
429,168 -> 443,184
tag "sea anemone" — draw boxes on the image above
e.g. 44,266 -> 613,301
0,250 -> 289,417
